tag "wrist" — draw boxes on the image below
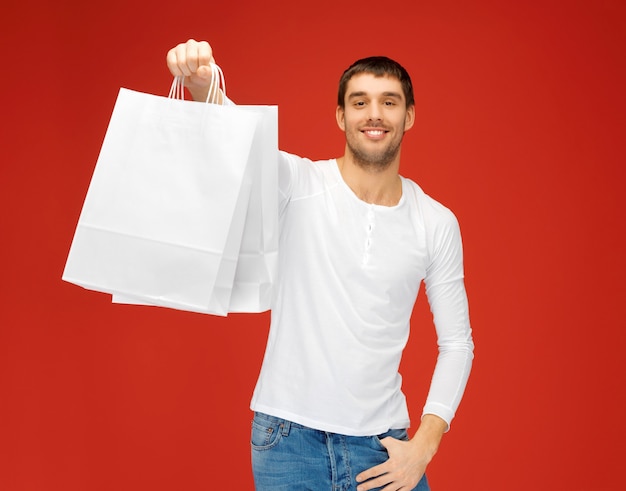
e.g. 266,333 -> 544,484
188,86 -> 210,103
411,414 -> 448,459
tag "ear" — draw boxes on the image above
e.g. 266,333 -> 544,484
404,104 -> 415,132
336,105 -> 346,131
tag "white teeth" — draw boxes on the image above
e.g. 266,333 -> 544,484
365,130 -> 384,136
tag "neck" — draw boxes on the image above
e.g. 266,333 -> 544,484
337,152 -> 402,206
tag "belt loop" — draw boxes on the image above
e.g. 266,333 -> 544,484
280,420 -> 291,436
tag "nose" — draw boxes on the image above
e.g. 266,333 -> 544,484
367,104 -> 383,122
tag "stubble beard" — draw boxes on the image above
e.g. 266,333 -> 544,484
346,126 -> 404,172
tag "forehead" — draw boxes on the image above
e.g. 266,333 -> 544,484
345,73 -> 405,100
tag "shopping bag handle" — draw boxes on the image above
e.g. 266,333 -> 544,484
167,63 -> 226,105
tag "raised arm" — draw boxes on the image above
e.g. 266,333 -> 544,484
166,39 -> 222,103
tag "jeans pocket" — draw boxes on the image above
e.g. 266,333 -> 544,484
251,413 -> 286,451
373,428 -> 409,450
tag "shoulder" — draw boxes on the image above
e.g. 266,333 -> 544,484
402,177 -> 459,228
401,179 -> 466,272
280,152 -> 339,183
280,152 -> 335,172
279,152 -> 339,200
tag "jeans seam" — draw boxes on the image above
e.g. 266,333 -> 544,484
251,419 -> 284,451
342,435 -> 352,491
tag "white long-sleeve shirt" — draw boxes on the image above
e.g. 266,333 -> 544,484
250,153 -> 474,436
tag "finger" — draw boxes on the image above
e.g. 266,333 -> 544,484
195,65 -> 214,81
356,462 -> 388,483
184,39 -> 215,75
176,41 -> 195,77
167,39 -> 215,79
166,43 -> 190,77
166,46 -> 183,77
170,39 -> 202,77
356,473 -> 393,491
378,436 -> 401,452
185,41 -> 200,74
197,40 -> 214,68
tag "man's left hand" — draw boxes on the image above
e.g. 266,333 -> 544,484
355,414 -> 447,491
355,437 -> 429,491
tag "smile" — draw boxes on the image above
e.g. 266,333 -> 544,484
362,129 -> 388,138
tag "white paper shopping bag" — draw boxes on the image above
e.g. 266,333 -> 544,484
63,78 -> 262,314
111,105 -> 280,315
227,105 -> 279,313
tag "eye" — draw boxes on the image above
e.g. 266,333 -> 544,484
354,101 -> 366,107
384,100 -> 396,106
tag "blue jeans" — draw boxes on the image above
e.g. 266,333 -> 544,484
251,412 -> 430,491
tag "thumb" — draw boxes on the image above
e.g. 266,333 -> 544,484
196,64 -> 214,80
379,436 -> 401,452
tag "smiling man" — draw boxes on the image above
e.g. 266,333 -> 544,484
167,40 -> 474,491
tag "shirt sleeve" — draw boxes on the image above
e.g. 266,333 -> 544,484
277,151 -> 298,215
421,206 -> 474,430
224,95 -> 295,214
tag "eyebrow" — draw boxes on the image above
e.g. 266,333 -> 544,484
347,91 -> 404,100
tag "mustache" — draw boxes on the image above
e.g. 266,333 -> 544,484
360,122 -> 389,130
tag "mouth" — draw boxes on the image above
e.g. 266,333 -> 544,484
361,128 -> 389,139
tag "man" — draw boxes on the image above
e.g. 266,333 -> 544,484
167,39 -> 474,491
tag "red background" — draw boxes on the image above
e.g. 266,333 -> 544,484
2,0 -> 625,489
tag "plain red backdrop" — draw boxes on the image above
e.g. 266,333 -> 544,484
1,0 -> 625,489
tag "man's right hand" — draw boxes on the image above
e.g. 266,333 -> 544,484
166,39 -> 220,103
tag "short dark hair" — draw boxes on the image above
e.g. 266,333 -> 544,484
337,56 -> 415,108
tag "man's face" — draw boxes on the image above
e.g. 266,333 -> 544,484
336,73 -> 415,170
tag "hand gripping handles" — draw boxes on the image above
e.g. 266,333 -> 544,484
168,63 -> 226,104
